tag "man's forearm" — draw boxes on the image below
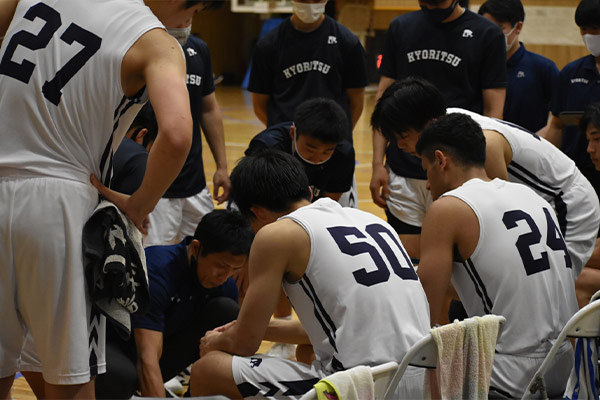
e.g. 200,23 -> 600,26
137,359 -> 166,397
264,319 -> 311,345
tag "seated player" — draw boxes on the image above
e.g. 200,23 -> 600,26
189,150 -> 430,399
95,210 -> 254,399
370,77 -> 600,280
417,113 -> 578,398
575,101 -> 600,306
246,97 -> 355,203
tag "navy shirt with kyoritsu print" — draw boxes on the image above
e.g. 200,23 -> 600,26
164,35 -> 216,198
131,237 -> 238,336
380,9 -> 506,180
248,16 -> 368,141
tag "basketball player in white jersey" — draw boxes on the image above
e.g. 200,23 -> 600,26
188,150 -> 430,399
0,0 -> 212,398
370,77 -> 600,280
417,113 -> 578,398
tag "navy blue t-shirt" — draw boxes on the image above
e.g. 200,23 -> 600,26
505,44 -> 558,132
248,16 -> 368,142
381,9 -> 506,179
164,35 -> 216,198
245,122 -> 355,196
111,138 -> 147,195
131,238 -> 238,336
551,55 -> 600,194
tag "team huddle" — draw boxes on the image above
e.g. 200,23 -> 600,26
1,0 -> 600,399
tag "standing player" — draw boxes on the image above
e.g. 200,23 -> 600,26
371,0 -> 506,257
478,0 -> 559,133
248,0 -> 368,138
145,12 -> 230,247
0,0 -> 210,397
189,150 -> 430,399
417,113 -> 577,397
370,78 -> 600,280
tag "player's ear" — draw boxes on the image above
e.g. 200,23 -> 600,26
133,128 -> 148,145
434,149 -> 446,168
289,124 -> 295,140
191,239 -> 201,256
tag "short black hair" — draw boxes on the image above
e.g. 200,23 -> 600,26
581,102 -> 600,134
478,0 -> 525,26
416,113 -> 487,167
186,0 -> 224,10
576,0 -> 600,29
229,149 -> 311,220
194,210 -> 254,256
294,98 -> 348,144
129,102 -> 158,148
371,77 -> 446,142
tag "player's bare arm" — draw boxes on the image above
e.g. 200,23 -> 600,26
538,114 -> 563,148
93,28 -> 192,232
251,92 -> 269,126
264,319 -> 311,345
0,0 -> 18,38
418,197 -> 479,325
482,87 -> 505,119
483,130 -> 512,181
346,87 -> 365,128
200,92 -> 230,204
134,328 -> 166,398
370,129 -> 390,208
201,219 -> 310,356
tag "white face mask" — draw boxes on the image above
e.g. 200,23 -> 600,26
584,34 -> 600,57
292,1 -> 327,24
504,25 -> 517,51
167,25 -> 192,46
292,133 -> 329,165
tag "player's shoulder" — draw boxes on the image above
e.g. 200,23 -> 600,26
523,48 -> 558,69
186,35 -> 209,51
560,54 -> 593,75
330,17 -> 359,42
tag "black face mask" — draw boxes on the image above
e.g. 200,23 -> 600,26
420,0 -> 458,25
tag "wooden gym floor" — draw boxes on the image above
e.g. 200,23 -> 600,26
10,86 -> 383,399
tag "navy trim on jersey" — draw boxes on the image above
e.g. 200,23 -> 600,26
507,162 -> 568,235
462,258 -> 493,313
101,92 -> 145,184
298,278 -> 338,352
303,276 -> 337,337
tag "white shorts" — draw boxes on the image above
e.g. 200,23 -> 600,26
232,354 -> 424,399
144,186 -> 214,247
0,177 -> 106,384
386,168 -> 432,227
491,340 -> 573,398
561,171 -> 600,277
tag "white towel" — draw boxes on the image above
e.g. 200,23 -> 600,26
564,338 -> 599,400
315,366 -> 374,400
430,315 -> 501,399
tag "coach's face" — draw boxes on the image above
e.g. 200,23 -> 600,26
195,250 -> 247,289
586,123 -> 600,171
395,129 -> 420,156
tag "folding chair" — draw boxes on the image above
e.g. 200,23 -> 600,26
522,299 -> 600,399
383,315 -> 506,400
590,289 -> 600,303
299,361 -> 398,400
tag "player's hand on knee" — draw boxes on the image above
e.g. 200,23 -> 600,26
370,164 -> 389,208
90,174 -> 150,234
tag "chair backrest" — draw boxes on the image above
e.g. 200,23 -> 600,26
383,315 -> 506,400
298,361 -> 399,400
523,300 -> 600,399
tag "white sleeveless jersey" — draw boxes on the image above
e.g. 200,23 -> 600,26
0,0 -> 165,184
448,108 -> 600,277
443,178 -> 577,355
282,198 -> 430,372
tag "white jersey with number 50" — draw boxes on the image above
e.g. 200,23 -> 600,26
444,178 -> 577,355
0,0 -> 164,184
282,198 -> 430,373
